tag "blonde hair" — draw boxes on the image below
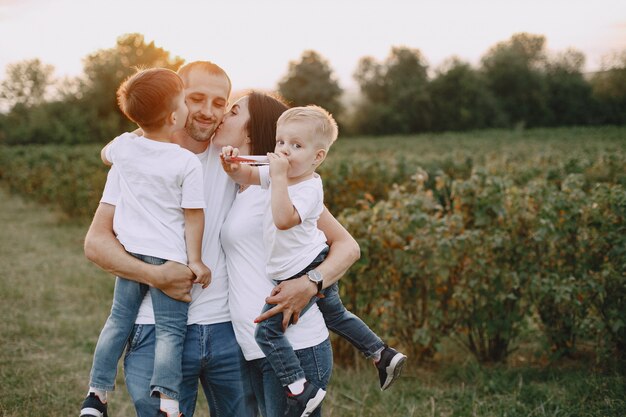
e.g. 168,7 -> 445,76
277,105 -> 338,149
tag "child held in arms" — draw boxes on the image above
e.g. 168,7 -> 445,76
221,105 -> 407,417
80,67 -> 210,417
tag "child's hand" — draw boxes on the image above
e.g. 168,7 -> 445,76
220,146 -> 241,174
188,261 -> 212,289
268,152 -> 289,179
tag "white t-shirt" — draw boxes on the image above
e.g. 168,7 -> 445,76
221,185 -> 329,360
101,141 -> 237,325
104,133 -> 205,264
259,166 -> 328,280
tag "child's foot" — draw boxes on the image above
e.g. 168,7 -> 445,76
284,381 -> 326,417
375,345 -> 407,391
80,392 -> 108,417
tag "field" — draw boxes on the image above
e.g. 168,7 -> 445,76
1,127 -> 625,416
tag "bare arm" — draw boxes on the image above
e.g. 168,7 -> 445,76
220,146 -> 261,185
84,203 -> 194,302
269,153 -> 301,230
100,143 -> 112,166
184,208 -> 211,288
254,206 -> 360,327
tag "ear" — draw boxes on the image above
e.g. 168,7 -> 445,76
314,148 -> 327,165
168,111 -> 177,126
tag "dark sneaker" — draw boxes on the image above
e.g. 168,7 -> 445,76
157,411 -> 184,417
284,381 -> 326,417
376,346 -> 407,391
80,392 -> 108,417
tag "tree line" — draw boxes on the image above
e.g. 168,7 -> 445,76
0,32 -> 625,145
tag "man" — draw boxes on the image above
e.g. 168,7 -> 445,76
83,61 -> 359,417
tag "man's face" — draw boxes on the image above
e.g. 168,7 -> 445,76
182,69 -> 230,142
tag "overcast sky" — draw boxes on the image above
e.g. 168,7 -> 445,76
1,0 -> 624,92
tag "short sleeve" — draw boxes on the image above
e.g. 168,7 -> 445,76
258,165 -> 271,190
181,155 -> 206,209
290,181 -> 323,222
100,165 -> 121,205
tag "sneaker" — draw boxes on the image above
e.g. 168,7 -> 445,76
376,345 -> 407,391
284,381 -> 326,417
157,411 -> 184,417
79,392 -> 108,417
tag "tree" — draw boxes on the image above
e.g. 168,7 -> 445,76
429,57 -> 504,131
481,33 -> 550,127
352,46 -> 431,135
543,49 -> 594,126
0,58 -> 55,110
277,50 -> 343,119
590,50 -> 626,124
80,33 -> 185,140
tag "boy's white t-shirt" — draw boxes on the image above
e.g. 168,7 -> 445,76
104,133 -> 205,264
101,141 -> 237,325
221,185 -> 329,360
258,165 -> 328,281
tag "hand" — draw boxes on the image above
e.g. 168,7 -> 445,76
188,261 -> 212,289
220,146 -> 241,174
268,152 -> 289,180
254,275 -> 317,330
152,261 -> 195,302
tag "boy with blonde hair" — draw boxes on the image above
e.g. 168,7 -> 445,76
221,105 -> 406,417
80,68 -> 210,417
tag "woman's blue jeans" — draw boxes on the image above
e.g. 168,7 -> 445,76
243,339 -> 333,417
88,253 -> 188,401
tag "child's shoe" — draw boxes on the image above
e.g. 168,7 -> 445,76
284,381 -> 326,417
375,345 -> 407,391
79,392 -> 108,417
157,411 -> 184,417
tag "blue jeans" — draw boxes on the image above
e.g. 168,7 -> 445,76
244,339 -> 333,417
255,248 -> 384,386
124,322 -> 252,417
89,253 -> 188,400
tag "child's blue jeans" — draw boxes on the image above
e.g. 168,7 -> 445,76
88,253 -> 188,401
255,247 -> 385,387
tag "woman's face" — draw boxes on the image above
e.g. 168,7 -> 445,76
212,95 -> 251,153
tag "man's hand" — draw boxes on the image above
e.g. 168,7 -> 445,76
152,261 -> 195,302
254,275 -> 317,330
188,261 -> 212,289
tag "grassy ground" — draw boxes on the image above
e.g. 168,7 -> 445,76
0,188 -> 624,416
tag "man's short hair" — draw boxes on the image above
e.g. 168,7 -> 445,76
177,61 -> 232,96
277,105 -> 338,149
117,67 -> 184,130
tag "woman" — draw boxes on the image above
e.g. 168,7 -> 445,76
214,91 -> 360,417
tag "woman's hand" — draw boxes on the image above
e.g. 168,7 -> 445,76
254,275 -> 317,330
220,146 -> 241,174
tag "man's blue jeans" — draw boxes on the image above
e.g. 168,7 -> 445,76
89,253 -> 188,400
255,248 -> 384,387
243,339 -> 333,417
124,322 -> 251,417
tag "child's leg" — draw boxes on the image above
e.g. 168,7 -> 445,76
254,303 -> 306,388
317,283 -> 385,359
89,276 -> 148,392
149,286 -> 189,402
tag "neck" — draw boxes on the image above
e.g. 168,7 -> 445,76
287,170 -> 316,186
142,127 -> 173,143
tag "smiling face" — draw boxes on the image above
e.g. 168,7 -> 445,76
182,68 -> 230,143
274,120 -> 326,180
212,95 -> 251,153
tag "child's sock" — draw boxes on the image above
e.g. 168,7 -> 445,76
160,398 -> 180,417
372,346 -> 385,363
88,387 -> 107,403
287,378 -> 307,395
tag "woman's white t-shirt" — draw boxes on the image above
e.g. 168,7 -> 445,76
220,185 -> 329,360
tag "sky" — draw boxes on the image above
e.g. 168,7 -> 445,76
0,0 -> 625,93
